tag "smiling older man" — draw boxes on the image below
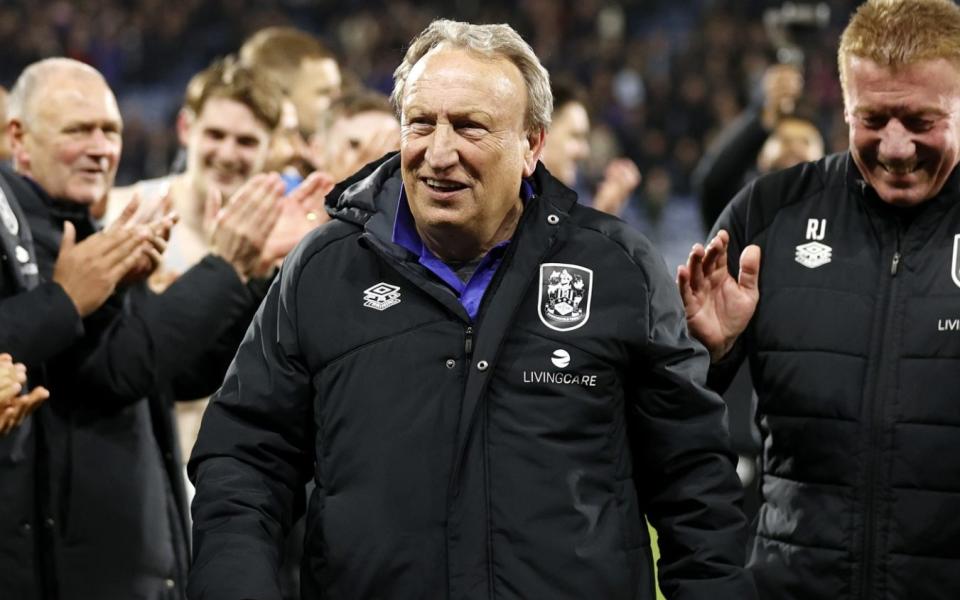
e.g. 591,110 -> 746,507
678,1 -> 960,598
0,57 -> 284,600
188,20 -> 754,600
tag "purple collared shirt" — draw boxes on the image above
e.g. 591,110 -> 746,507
392,181 -> 534,321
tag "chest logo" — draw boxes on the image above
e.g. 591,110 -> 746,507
951,234 -> 960,288
795,218 -> 831,269
0,188 -> 19,236
363,282 -> 401,311
538,263 -> 593,332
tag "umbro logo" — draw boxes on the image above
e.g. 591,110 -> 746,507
363,282 -> 401,311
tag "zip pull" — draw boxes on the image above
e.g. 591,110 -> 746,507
464,326 -> 473,356
890,251 -> 901,276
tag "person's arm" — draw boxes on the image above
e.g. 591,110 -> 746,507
629,247 -> 757,600
692,108 -> 768,232
188,247 -> 314,600
54,175 -> 284,404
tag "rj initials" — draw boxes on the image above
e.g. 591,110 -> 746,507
806,218 -> 826,241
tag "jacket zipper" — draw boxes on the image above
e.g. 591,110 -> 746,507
860,224 -> 902,598
464,326 -> 473,358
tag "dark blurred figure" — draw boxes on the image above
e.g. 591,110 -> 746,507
694,63 -> 824,231
541,78 -> 641,216
240,26 -> 343,180
313,89 -> 400,183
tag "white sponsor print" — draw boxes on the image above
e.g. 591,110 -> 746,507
0,188 -> 18,236
362,282 -> 402,311
951,234 -> 960,289
795,218 -> 832,269
551,349 -> 570,368
521,347 -> 597,387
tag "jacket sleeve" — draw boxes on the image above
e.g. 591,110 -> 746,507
187,250 -> 314,600
0,281 -> 82,367
57,255 -> 259,404
692,108 -> 768,233
628,244 -> 757,600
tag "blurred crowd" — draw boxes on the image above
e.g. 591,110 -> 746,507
0,0 -> 861,245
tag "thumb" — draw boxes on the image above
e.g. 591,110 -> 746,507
738,244 -> 762,291
59,221 -> 76,254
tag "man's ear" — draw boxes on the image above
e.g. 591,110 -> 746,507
522,127 -> 546,178
176,109 -> 193,147
8,119 -> 29,172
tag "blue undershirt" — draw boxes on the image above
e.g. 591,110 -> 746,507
392,180 -> 534,321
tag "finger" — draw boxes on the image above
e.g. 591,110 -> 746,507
251,175 -> 286,238
738,245 -> 762,291
286,171 -> 324,207
702,231 -> 729,277
111,193 -> 141,229
0,405 -> 17,435
22,386 -> 50,416
101,229 -> 145,267
58,221 -> 77,256
204,187 -> 224,230
677,264 -> 696,308
687,243 -> 706,291
0,353 -> 11,362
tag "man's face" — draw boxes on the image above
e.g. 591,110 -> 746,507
758,118 -> 824,173
289,57 -> 341,138
183,96 -> 272,200
14,72 -> 122,205
844,56 -> 960,206
399,46 -> 542,251
542,101 -> 590,186
323,109 -> 400,182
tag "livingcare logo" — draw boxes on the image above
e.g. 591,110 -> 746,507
523,348 -> 598,387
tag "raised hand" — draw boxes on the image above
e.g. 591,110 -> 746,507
677,230 -> 761,361
593,158 -> 641,216
761,63 -> 804,129
208,173 -> 284,282
53,221 -> 150,317
261,171 -> 336,267
0,354 -> 49,435
111,191 -> 179,284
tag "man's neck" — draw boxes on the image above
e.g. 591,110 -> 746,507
418,200 -> 523,263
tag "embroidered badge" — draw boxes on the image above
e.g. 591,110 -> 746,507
951,234 -> 960,289
0,188 -> 19,236
363,282 -> 401,311
538,263 -> 593,332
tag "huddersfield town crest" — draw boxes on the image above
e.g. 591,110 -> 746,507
538,263 -> 593,332
952,234 -> 960,289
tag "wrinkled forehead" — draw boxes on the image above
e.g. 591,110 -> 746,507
403,45 -> 525,110
33,73 -> 121,127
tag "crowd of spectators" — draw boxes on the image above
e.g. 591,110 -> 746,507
0,0 -> 861,255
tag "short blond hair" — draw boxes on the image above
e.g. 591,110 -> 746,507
838,0 -> 960,92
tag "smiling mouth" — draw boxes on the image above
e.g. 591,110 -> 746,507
423,178 -> 468,193
880,162 -> 918,177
